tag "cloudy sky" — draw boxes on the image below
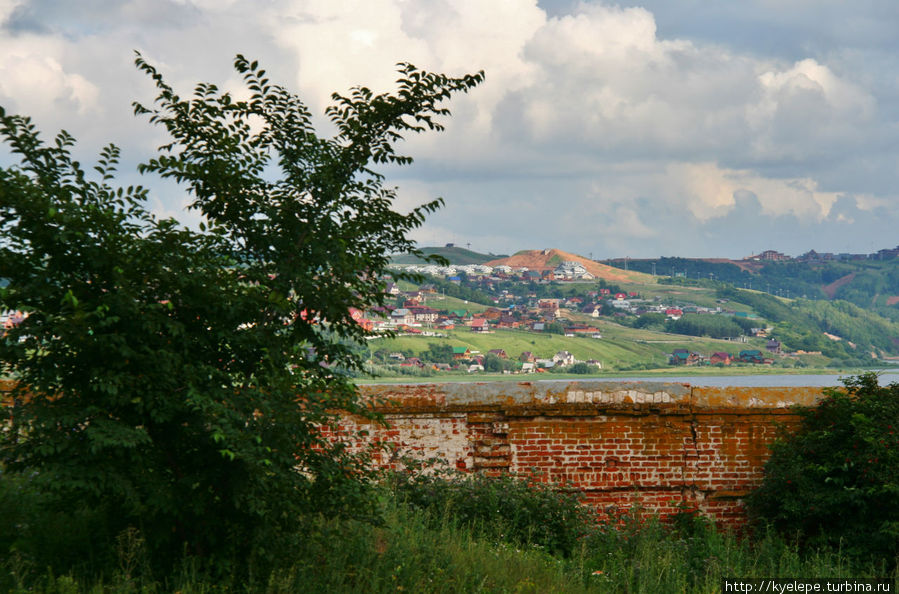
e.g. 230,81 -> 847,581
2,0 -> 898,259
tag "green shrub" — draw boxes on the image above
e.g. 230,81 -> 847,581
390,470 -> 593,556
747,373 -> 899,564
1,55 -> 481,582
568,362 -> 595,374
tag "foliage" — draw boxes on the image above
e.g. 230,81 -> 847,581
665,313 -> 745,339
0,54 -> 482,579
545,321 -> 566,335
417,272 -> 496,305
567,362 -> 596,374
423,342 -> 455,365
717,287 -> 899,357
748,373 -> 899,563
483,352 -> 516,372
391,470 -> 593,557
797,299 -> 899,353
390,245 -> 503,266
630,312 -> 667,331
3,472 -> 891,591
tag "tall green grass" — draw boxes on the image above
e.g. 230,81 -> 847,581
3,472 -> 895,592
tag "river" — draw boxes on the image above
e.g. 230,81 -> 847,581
578,372 -> 899,387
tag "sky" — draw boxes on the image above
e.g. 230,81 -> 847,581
2,0 -> 898,260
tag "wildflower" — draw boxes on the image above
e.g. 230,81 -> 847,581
592,570 -> 605,576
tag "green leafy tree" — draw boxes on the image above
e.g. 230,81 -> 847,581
545,321 -> 565,335
422,342 -> 455,365
567,362 -> 594,374
747,373 -> 899,563
0,54 -> 482,577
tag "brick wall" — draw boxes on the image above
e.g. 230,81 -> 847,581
349,381 -> 822,526
1,378 -> 822,526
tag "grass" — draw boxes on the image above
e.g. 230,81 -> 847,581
11,481 -> 894,593
357,366 -> 869,385
370,323 -> 776,372
418,293 -> 492,313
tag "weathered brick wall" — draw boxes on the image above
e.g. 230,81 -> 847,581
2,378 -> 821,526
350,381 -> 822,526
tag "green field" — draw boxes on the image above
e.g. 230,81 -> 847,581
369,323 -> 773,371
356,365 -> 864,384
417,293 -> 492,313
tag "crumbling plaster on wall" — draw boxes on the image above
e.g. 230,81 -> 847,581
352,380 -> 823,525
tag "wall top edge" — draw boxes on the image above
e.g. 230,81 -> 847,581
2,379 -> 827,411
358,381 -> 827,410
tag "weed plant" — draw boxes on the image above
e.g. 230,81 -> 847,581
2,471 -> 896,592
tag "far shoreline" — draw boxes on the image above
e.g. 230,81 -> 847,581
355,366 -> 897,385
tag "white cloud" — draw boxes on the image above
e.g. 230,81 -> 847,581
0,0 -> 897,257
0,0 -> 23,22
665,162 -> 841,221
0,37 -> 100,117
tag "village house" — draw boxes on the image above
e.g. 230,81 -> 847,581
552,261 -> 595,281
470,318 -> 490,333
452,346 -> 472,360
390,308 -> 415,325
710,352 -> 733,365
766,339 -> 782,354
488,349 -> 508,359
581,304 -> 602,317
553,351 -> 576,366
482,308 -> 504,321
669,349 -> 701,366
538,299 -> 560,312
519,351 -> 536,363
746,250 -> 791,262
739,349 -> 767,364
407,306 -> 439,324
495,315 -> 520,329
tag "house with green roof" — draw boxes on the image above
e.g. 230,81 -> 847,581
452,346 -> 471,360
738,349 -> 765,364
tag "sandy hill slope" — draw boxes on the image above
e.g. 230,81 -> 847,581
486,249 -> 653,284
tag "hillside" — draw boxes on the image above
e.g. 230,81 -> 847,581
605,256 -> 899,312
391,246 -> 503,265
486,249 -> 653,284
370,326 -> 769,371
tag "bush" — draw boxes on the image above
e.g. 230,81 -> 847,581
747,373 -> 899,564
390,470 -> 593,556
0,54 -> 482,581
567,362 -> 595,374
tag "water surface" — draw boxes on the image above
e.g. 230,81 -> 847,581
582,373 -> 899,387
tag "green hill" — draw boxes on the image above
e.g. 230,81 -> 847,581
716,287 -> 899,362
391,246 -> 505,266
